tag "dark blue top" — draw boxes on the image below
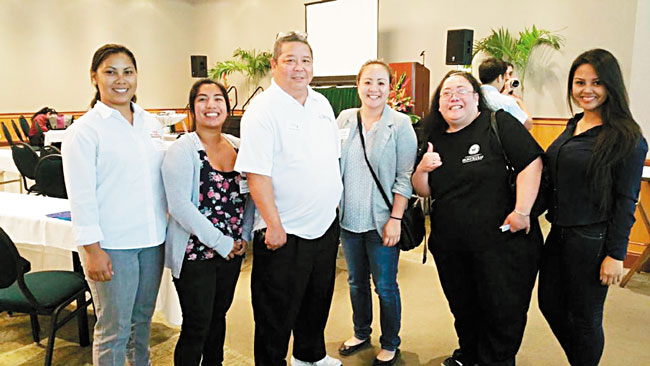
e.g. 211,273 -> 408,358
546,113 -> 647,260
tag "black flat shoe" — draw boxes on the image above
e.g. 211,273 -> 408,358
373,349 -> 400,366
338,338 -> 371,356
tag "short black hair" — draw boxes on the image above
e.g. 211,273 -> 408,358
478,57 -> 507,84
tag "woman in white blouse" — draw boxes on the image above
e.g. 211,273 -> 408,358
62,44 -> 167,366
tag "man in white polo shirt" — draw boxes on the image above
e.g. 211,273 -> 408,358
234,31 -> 343,366
479,57 -> 533,130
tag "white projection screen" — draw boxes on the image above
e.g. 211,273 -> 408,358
305,0 -> 378,77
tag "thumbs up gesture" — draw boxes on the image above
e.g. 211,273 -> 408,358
416,142 -> 443,173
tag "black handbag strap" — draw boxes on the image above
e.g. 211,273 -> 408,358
489,111 -> 514,170
357,111 -> 393,211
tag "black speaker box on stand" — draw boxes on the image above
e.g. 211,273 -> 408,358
446,29 -> 473,65
191,55 -> 208,77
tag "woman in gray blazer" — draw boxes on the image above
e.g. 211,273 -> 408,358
336,60 -> 417,366
161,79 -> 254,366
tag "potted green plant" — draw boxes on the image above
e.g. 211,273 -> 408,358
473,25 -> 564,96
208,48 -> 273,96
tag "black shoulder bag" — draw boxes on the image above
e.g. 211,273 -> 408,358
489,111 -> 547,218
356,111 -> 426,252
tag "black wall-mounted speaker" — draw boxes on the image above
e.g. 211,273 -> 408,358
191,55 -> 208,78
446,29 -> 474,65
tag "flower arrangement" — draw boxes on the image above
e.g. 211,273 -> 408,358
387,72 -> 420,123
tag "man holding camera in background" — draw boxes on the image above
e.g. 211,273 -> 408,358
479,58 -> 533,130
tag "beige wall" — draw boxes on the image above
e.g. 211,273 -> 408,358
0,0 -> 200,112
380,0 -> 639,119
630,0 -> 650,137
1,0 -> 646,135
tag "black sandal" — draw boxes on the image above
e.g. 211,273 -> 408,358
338,338 -> 371,356
373,349 -> 400,366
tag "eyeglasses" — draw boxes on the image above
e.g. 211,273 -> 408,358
440,89 -> 475,100
276,31 -> 308,41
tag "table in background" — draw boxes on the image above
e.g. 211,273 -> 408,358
0,192 -> 182,325
0,148 -> 21,189
43,130 -> 67,146
621,166 -> 650,287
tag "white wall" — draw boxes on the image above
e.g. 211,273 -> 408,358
1,0 -> 646,131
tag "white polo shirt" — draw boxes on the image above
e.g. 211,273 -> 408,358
234,79 -> 343,239
62,101 -> 167,249
480,84 -> 528,125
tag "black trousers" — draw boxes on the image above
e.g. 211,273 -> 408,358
251,218 -> 340,366
173,255 -> 243,366
431,222 -> 542,366
538,223 -> 609,366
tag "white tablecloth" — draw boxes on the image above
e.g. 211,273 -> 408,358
44,129 -> 68,146
0,192 -> 182,325
0,149 -> 19,175
155,113 -> 187,127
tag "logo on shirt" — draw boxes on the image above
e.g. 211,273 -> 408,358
462,143 -> 484,164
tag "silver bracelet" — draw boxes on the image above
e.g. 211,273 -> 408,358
514,209 -> 530,217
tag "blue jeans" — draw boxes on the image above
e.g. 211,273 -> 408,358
80,244 -> 164,366
341,229 -> 401,351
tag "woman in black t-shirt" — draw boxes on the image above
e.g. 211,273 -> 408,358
539,49 -> 646,366
412,71 -> 543,366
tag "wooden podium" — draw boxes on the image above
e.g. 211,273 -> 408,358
388,62 -> 430,119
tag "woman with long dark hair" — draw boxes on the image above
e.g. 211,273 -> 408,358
162,78 -> 253,365
538,49 -> 647,366
62,44 -> 167,366
29,106 -> 57,146
412,71 -> 543,366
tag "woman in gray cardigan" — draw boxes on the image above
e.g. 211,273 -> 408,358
336,60 -> 417,366
161,79 -> 253,366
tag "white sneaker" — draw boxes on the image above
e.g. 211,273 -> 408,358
291,355 -> 342,366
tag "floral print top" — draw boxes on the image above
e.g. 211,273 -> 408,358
185,149 -> 246,261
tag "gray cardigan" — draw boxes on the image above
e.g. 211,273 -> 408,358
161,132 -> 254,278
337,105 -> 417,235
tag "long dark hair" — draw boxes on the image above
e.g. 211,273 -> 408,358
567,49 -> 642,212
188,79 -> 231,131
32,106 -> 56,121
90,44 -> 137,108
422,71 -> 488,139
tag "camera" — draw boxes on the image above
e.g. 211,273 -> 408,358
508,78 -> 520,88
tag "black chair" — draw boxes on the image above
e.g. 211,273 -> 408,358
19,115 -> 30,138
40,145 -> 61,158
0,227 -> 92,366
11,142 -> 41,194
2,122 -> 14,146
35,154 -> 67,199
11,120 -> 26,143
30,119 -> 45,148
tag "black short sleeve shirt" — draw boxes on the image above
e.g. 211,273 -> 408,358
427,110 -> 543,250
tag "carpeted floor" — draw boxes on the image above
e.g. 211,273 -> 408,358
2,248 -> 650,366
